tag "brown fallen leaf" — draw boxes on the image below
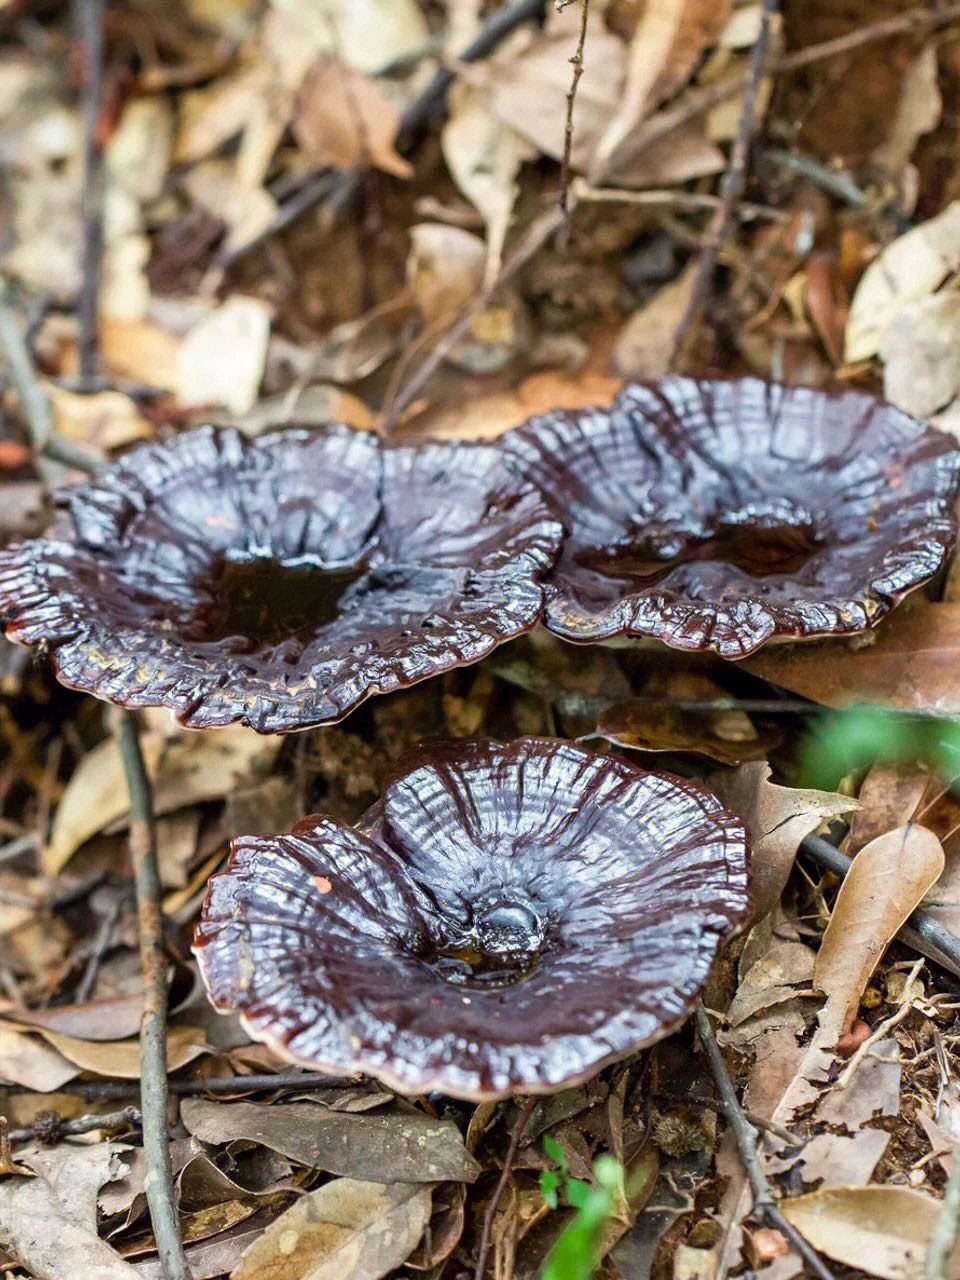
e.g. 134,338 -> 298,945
292,55 -> 413,179
180,1099 -> 481,1183
0,1024 -> 80,1092
847,764 -> 934,854
739,601 -> 960,712
814,823 -> 944,1039
0,1143 -> 138,1279
36,1025 -> 208,1078
781,1186 -> 960,1279
232,1177 -> 430,1280
709,760 -> 858,917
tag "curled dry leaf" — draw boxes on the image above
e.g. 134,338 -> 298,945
780,1186 -> 960,1280
0,1143 -> 138,1279
710,760 -> 858,917
292,55 -> 413,179
231,1177 -> 430,1280
180,1099 -> 481,1183
814,823 -> 944,1040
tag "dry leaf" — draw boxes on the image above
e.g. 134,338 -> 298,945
180,1099 -> 481,1183
0,1023 -> 79,1092
406,223 -> 485,328
740,602 -> 960,713
872,42 -> 942,176
441,83 -> 535,281
710,760 -> 858,917
98,318 -> 181,392
266,0 -> 430,77
178,296 -> 272,414
848,764 -> 933,854
845,200 -> 960,363
39,1025 -> 208,1078
292,55 -> 412,178
593,0 -> 732,179
613,265 -> 697,379
815,824 -> 944,1038
46,385 -> 152,451
46,725 -> 279,873
781,1186 -> 960,1279
232,1177 -> 430,1280
0,1143 -> 138,1279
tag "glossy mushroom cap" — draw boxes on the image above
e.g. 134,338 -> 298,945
0,426 -> 562,732
503,377 -> 960,658
194,738 -> 750,1099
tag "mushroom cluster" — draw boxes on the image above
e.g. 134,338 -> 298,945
194,739 -> 750,1098
0,425 -> 562,732
2,377 -> 958,1098
503,376 -> 960,658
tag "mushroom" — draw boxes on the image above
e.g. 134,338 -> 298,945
503,377 -> 960,658
0,425 -> 562,732
193,738 -> 750,1099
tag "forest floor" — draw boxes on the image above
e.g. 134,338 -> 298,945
1,0 -> 960,1277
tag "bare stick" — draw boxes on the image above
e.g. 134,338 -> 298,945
669,0 -> 778,369
474,1095 -> 537,1280
8,1105 -> 141,1145
694,1003 -> 838,1280
55,1070 -> 354,1099
0,284 -> 103,474
927,1145 -> 960,1280
560,0 -> 590,217
75,0 -> 105,382
118,713 -> 192,1280
778,2 -> 960,72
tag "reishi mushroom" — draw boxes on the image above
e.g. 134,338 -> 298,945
503,376 -> 960,658
0,425 -> 563,732
193,738 -> 750,1099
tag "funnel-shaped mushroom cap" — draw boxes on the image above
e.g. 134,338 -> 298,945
0,427 -> 562,732
504,377 -> 960,658
194,739 -> 750,1099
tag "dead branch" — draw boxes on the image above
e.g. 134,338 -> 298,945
669,0 -> 778,370
560,0 -> 590,217
474,1095 -> 538,1280
694,1003 -> 838,1280
118,713 -> 192,1280
74,0 -> 105,383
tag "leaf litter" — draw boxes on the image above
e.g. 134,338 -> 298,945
1,0 -> 960,1276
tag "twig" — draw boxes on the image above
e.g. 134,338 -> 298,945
669,0 -> 778,369
834,957 -> 923,1089
572,178 -> 790,221
778,2 -> 960,72
694,1003 -> 838,1280
75,896 -> 121,1004
118,713 -> 191,1280
53,1070 -> 354,1099
8,1105 -> 140,1145
927,1144 -> 960,1280
218,0 -> 548,269
75,0 -> 105,383
801,834 -> 960,977
559,0 -> 589,218
0,284 -> 103,474
474,1096 -> 538,1280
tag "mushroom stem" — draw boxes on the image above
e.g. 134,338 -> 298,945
118,713 -> 192,1280
693,1003 -> 838,1280
474,1095 -> 538,1280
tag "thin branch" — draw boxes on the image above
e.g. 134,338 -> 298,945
54,1070 -> 354,1099
559,0 -> 590,218
118,713 -> 191,1280
8,1105 -> 140,1146
802,834 -> 960,977
75,0 -> 105,383
0,284 -> 103,474
474,1095 -> 538,1280
927,1144 -> 960,1280
694,1003 -> 838,1280
572,178 -> 790,221
778,1 -> 960,72
669,0 -> 778,369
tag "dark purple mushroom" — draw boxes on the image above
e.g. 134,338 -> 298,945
0,426 -> 562,732
503,377 -> 960,658
193,738 -> 750,1098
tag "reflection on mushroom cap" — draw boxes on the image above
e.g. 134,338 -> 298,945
194,738 -> 751,1099
503,377 -> 960,657
0,425 -> 563,732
